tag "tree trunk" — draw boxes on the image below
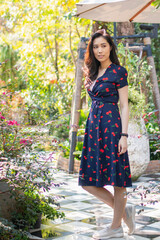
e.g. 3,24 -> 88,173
117,22 -> 134,44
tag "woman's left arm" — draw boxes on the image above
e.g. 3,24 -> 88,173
118,85 -> 129,155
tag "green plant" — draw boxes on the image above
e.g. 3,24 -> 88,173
142,110 -> 160,160
11,191 -> 65,231
0,218 -> 29,240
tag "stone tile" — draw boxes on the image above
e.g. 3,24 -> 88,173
55,221 -> 95,233
52,235 -> 92,240
142,209 -> 160,219
137,176 -> 154,182
154,237 -> 160,240
65,194 -> 93,201
126,236 -> 151,240
135,215 -> 159,225
65,211 -> 94,220
148,221 -> 160,229
61,201 -> 93,210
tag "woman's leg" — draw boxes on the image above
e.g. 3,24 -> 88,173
110,186 -> 127,229
82,186 -> 127,221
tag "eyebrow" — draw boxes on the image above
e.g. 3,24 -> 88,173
93,42 -> 107,46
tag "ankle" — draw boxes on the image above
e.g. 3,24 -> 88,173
110,224 -> 121,230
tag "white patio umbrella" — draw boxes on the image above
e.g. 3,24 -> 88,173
76,0 -> 160,23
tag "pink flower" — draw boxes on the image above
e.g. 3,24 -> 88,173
20,138 -> 32,145
0,115 -> 5,120
2,92 -> 6,95
1,100 -> 6,105
0,112 -> 5,120
7,120 -> 20,126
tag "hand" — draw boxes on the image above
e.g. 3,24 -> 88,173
82,67 -> 92,89
118,136 -> 128,155
84,77 -> 92,89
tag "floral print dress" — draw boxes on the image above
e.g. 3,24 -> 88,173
78,63 -> 132,188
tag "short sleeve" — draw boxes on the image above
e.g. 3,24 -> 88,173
116,67 -> 128,89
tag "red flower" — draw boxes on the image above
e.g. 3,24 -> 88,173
100,116 -> 103,118
88,165 -> 90,168
108,177 -> 110,181
91,121 -> 93,123
89,147 -> 91,152
100,84 -> 102,87
104,144 -> 107,148
106,88 -> 109,92
89,177 -> 92,181
93,171 -> 96,173
129,174 -> 131,178
106,155 -> 110,159
89,134 -> 93,138
95,127 -> 98,129
119,173 -> 122,176
112,132 -> 115,136
83,146 -> 86,149
115,123 -> 119,128
84,156 -> 87,160
94,115 -> 97,118
82,173 -> 84,178
96,179 -> 99,181
111,182 -> 115,185
90,156 -> 93,158
113,69 -> 117,74
108,120 -> 111,123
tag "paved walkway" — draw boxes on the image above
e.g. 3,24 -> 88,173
30,168 -> 160,240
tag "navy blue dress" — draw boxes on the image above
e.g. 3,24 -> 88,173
78,63 -> 132,188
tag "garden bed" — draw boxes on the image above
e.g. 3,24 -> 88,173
56,154 -> 80,173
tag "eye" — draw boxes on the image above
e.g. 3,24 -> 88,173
93,46 -> 98,49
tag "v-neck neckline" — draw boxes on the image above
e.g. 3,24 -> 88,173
97,62 -> 113,80
89,62 -> 113,92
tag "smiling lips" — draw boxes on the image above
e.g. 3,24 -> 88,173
98,55 -> 104,59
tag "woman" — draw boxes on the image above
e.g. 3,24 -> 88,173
78,29 -> 136,239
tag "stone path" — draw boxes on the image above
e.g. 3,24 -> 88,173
30,169 -> 160,240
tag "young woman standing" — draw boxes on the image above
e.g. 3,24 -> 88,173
78,29 -> 136,239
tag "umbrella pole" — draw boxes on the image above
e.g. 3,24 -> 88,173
143,37 -> 160,125
69,37 -> 86,174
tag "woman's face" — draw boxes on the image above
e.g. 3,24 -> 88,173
93,36 -> 112,64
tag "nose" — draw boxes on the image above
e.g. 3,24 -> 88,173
98,47 -> 102,53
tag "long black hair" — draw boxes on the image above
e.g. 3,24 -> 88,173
85,29 -> 120,81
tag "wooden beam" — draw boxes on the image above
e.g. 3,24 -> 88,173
129,0 -> 156,22
76,3 -> 106,17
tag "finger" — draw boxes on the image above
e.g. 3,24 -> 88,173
119,147 -> 127,155
118,143 -> 121,153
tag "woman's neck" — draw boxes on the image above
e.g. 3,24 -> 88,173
100,60 -> 112,70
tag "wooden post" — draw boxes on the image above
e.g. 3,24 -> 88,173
143,37 -> 160,125
69,37 -> 86,174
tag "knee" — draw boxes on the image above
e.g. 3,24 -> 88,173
82,185 -> 97,193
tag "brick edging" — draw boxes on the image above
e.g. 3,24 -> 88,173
144,160 -> 160,174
